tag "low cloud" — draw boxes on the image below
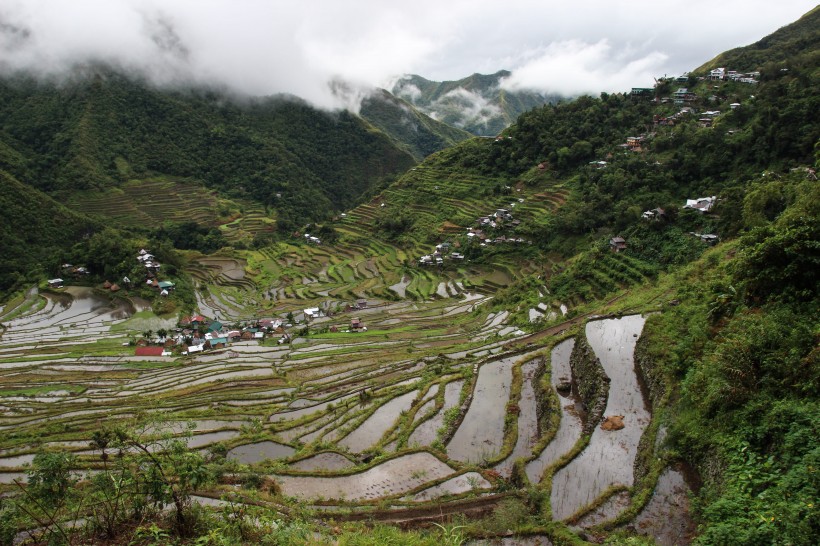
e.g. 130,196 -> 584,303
430,87 -> 502,130
501,40 -> 669,96
0,0 -> 814,110
394,80 -> 423,103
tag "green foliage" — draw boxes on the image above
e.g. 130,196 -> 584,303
152,221 -> 227,254
0,69 -> 415,213
696,6 -> 820,72
0,169 -> 96,296
392,70 -> 559,136
359,89 -> 471,160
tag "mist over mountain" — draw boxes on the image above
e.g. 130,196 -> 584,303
392,70 -> 562,136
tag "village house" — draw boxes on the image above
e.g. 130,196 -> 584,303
48,278 -> 64,289
673,88 -> 697,104
626,136 -> 645,150
134,346 -> 164,357
642,207 -> 667,221
684,196 -> 717,213
205,337 -> 228,350
610,237 -> 627,253
710,67 -> 726,81
303,307 -> 324,320
208,320 -> 223,333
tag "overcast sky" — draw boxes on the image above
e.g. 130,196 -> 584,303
0,0 -> 816,108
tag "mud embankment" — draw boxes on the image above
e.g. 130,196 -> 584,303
568,335 -> 609,435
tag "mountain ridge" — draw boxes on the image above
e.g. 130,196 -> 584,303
392,69 -> 561,136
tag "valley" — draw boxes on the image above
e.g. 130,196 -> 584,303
0,6 -> 817,544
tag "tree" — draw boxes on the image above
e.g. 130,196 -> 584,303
112,422 -> 211,537
13,452 -> 80,545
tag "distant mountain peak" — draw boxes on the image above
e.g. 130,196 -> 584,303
391,71 -> 562,136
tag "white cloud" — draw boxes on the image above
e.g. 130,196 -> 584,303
430,87 -> 502,129
393,80 -> 423,103
500,40 -> 669,96
0,0 -> 815,108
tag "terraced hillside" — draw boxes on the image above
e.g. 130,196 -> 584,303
0,279 -> 692,545
65,176 -> 275,244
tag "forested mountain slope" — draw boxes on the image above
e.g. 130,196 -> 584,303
0,169 -> 97,291
392,70 -> 560,135
0,67 -> 416,224
359,88 -> 472,161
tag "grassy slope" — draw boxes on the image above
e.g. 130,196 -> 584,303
697,5 -> 820,72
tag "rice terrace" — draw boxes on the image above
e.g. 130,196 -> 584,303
0,175 -> 696,544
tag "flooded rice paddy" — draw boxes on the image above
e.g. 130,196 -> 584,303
0,277 -> 685,539
551,315 -> 649,521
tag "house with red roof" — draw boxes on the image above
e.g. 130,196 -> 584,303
135,346 -> 164,357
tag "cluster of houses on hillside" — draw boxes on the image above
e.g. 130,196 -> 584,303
48,263 -> 91,288
708,67 -> 760,84
418,242 -> 464,266
467,206 -> 531,247
136,249 -> 176,296
417,204 -> 535,265
134,315 -> 283,356
133,301 -> 376,356
612,196 -> 719,252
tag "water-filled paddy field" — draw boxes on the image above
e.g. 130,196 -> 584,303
0,274 -> 692,543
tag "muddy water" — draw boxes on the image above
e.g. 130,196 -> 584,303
447,355 -> 516,463
338,390 -> 418,452
0,472 -> 27,484
574,491 -> 631,528
270,392 -> 356,422
551,315 -> 649,521
496,358 -> 542,477
3,287 -> 131,337
633,465 -> 697,545
290,452 -> 354,472
275,452 -> 454,501
227,441 -> 296,464
408,380 -> 463,447
526,338 -> 583,483
187,430 -> 241,449
389,276 -> 411,298
0,453 -> 35,468
408,471 -> 491,501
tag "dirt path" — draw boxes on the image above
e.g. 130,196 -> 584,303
318,493 -> 514,528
